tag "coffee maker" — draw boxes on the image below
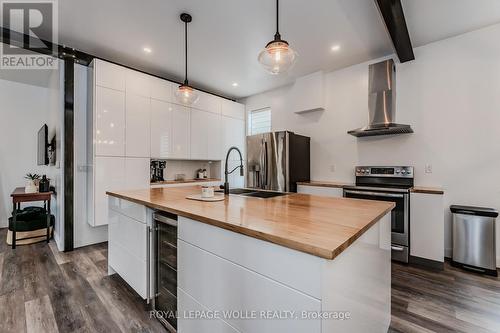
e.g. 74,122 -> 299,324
150,159 -> 166,183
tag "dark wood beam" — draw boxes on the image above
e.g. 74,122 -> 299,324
64,59 -> 75,252
375,0 -> 415,62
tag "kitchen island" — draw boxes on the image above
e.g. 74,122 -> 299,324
106,186 -> 394,333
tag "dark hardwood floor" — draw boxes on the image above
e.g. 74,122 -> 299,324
1,227 -> 499,333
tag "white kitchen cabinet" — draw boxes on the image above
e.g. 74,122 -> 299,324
190,109 -> 221,160
125,94 -> 150,157
95,59 -> 126,91
410,192 -> 444,263
125,69 -> 151,97
221,99 -> 245,120
290,71 -> 325,114
95,86 -> 125,156
125,158 -> 150,190
194,91 -> 221,114
171,104 -> 190,159
190,108 -> 209,160
108,200 -> 150,299
206,112 -> 221,160
150,77 -> 173,102
178,288 -> 239,333
222,115 -> 245,160
297,185 -> 343,197
150,99 -> 172,159
178,239 -> 321,333
93,156 -> 125,226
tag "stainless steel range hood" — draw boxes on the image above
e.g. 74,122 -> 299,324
348,59 -> 413,137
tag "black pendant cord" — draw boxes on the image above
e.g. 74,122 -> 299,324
274,0 -> 281,41
184,19 -> 188,86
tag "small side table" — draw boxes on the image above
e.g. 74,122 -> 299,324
10,187 -> 53,249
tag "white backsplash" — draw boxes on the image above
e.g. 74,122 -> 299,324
163,160 -> 221,180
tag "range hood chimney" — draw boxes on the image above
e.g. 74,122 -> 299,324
348,59 -> 413,137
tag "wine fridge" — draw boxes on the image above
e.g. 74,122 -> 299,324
152,211 -> 178,332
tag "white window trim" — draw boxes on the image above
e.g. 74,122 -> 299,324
248,107 -> 271,136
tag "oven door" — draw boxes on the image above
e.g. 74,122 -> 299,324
344,189 -> 409,261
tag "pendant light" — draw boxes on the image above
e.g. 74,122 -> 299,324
258,0 -> 297,75
175,13 -> 199,105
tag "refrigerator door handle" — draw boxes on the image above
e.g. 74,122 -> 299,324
264,140 -> 268,188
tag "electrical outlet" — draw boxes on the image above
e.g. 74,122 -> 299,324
330,165 -> 336,173
425,164 -> 432,174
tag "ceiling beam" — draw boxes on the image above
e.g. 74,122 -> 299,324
374,0 -> 415,62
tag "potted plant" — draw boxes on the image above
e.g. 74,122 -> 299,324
24,173 -> 40,193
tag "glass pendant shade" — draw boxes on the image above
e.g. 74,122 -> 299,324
175,84 -> 199,105
258,40 -> 297,75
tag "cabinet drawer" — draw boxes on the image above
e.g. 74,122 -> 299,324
178,217 -> 322,298
109,198 -> 147,223
109,210 -> 147,261
109,240 -> 147,299
178,240 -> 321,333
178,288 -> 239,333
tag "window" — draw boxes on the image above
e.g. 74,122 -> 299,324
248,107 -> 271,135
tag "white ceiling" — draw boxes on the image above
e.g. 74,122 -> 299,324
43,0 -> 500,98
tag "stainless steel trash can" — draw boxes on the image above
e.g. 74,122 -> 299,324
451,205 -> 498,276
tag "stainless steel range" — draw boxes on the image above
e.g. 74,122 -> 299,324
343,166 -> 414,263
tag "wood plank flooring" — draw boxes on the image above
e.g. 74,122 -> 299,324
0,228 -> 164,333
0,227 -> 499,333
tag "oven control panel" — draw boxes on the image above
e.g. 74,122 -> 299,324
355,166 -> 414,178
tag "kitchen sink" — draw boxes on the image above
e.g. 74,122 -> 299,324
215,188 -> 288,198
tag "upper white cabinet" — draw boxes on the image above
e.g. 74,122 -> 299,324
95,59 -> 126,91
206,112 -> 222,160
171,104 -> 190,159
221,99 -> 245,120
95,86 -> 126,156
222,115 -> 245,160
151,77 -> 174,102
194,91 -> 221,114
150,99 -> 172,159
290,71 -> 325,114
190,109 -> 221,160
126,70 -> 151,97
125,94 -> 151,157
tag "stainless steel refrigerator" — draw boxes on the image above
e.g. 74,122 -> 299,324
246,131 -> 310,192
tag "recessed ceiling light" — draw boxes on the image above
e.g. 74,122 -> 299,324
232,82 -> 239,87
331,45 -> 341,52
143,47 -> 152,54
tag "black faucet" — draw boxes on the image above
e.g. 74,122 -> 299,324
224,146 -> 244,195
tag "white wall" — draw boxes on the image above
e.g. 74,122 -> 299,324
0,55 -> 64,250
243,23 -> 500,267
74,64 -> 108,248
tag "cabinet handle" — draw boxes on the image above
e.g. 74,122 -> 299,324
391,245 -> 405,252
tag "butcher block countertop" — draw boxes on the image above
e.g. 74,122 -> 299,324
297,180 -> 353,188
106,186 -> 395,260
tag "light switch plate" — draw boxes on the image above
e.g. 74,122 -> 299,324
425,164 -> 432,174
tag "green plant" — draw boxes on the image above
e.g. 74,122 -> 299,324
25,173 -> 41,181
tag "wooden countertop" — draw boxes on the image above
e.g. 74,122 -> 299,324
298,181 -> 444,195
151,178 -> 221,185
107,186 -> 394,260
410,186 -> 444,195
297,181 -> 353,188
